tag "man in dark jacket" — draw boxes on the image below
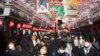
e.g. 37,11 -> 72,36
51,40 -> 69,56
78,36 -> 99,56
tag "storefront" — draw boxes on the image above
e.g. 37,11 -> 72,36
0,1 -> 33,44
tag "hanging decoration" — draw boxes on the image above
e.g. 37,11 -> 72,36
9,21 -> 14,28
32,27 -> 48,32
50,5 -> 65,18
17,24 -> 21,29
70,0 -> 80,7
37,0 -> 49,13
22,24 -> 32,29
62,0 -> 80,7
0,19 -> 3,27
32,27 -> 38,31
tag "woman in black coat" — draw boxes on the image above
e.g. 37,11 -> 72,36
20,35 -> 39,56
51,40 -> 69,56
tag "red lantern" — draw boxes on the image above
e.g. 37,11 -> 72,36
9,21 -> 14,27
27,24 -> 32,29
35,28 -> 38,31
41,29 -> 44,32
32,27 -> 37,31
22,24 -> 32,29
17,24 -> 21,29
32,27 -> 35,31
43,29 -> 45,32
45,29 -> 48,32
0,19 -> 3,27
38,28 -> 41,31
22,24 -> 26,28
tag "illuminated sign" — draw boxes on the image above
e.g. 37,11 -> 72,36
37,0 -> 49,13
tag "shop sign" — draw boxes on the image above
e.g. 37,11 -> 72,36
37,0 -> 49,13
3,7 -> 11,16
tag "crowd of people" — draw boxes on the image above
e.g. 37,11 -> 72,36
0,30 -> 100,56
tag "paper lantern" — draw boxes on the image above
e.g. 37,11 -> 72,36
17,24 -> 21,29
9,21 -> 14,28
0,19 -> 3,27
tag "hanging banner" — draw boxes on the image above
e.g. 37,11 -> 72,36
37,0 -> 49,13
50,5 -> 65,18
3,7 -> 11,16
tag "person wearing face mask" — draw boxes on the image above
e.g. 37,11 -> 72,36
5,41 -> 16,56
48,34 -> 60,56
79,36 -> 84,48
78,36 -> 99,56
31,35 -> 39,56
51,40 -> 69,56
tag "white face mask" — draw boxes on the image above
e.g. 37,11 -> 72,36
51,38 -> 54,40
59,36 -> 61,39
58,49 -> 65,53
32,40 -> 37,46
84,42 -> 91,48
80,36 -> 83,39
44,36 -> 47,38
37,39 -> 40,44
